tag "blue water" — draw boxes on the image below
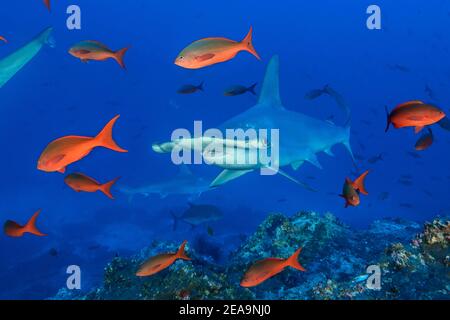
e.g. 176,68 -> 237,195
0,0 -> 449,299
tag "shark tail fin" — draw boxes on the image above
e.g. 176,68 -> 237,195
176,240 -> 191,260
25,210 -> 47,237
342,123 -> 356,167
197,81 -> 205,91
241,26 -> 260,60
171,211 -> 180,231
247,83 -> 257,95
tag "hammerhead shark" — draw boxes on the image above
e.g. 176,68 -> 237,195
118,165 -> 212,201
0,27 -> 54,89
153,55 -> 354,190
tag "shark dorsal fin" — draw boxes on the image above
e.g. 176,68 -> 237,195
258,55 -> 283,109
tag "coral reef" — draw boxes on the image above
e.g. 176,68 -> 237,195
52,212 -> 449,300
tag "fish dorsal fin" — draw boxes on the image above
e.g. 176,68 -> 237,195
258,55 -> 283,109
393,100 -> 424,111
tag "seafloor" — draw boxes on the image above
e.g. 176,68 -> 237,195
52,212 -> 449,300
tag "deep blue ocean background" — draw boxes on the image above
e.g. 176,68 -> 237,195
0,0 -> 449,299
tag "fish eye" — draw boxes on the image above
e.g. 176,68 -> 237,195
179,56 -> 184,60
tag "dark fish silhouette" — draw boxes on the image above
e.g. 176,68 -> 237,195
177,82 -> 204,94
224,83 -> 257,96
171,203 -> 223,230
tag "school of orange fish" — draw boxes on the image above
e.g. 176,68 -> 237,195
2,1 -> 447,289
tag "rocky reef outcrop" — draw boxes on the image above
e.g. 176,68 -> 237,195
52,212 -> 449,300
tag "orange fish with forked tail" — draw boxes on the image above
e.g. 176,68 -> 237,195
37,115 -> 127,174
174,26 -> 260,69
240,247 -> 306,288
385,101 -> 446,134
4,210 -> 47,237
136,240 -> 191,277
64,173 -> 120,199
340,170 -> 370,208
69,41 -> 129,69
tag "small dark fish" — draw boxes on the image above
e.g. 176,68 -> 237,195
277,198 -> 287,203
49,248 -> 58,257
354,154 -> 366,161
368,154 -> 383,164
177,82 -> 204,94
422,189 -> 433,198
306,176 -> 316,180
425,84 -> 437,101
224,83 -> 257,96
378,192 -> 390,201
305,88 -> 326,100
398,179 -> 413,186
406,151 -> 422,159
387,64 -> 410,73
399,203 -> 413,209
207,226 -> 214,236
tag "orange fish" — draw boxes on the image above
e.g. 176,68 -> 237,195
37,115 -> 127,174
43,0 -> 50,11
174,26 -> 260,69
240,247 -> 306,288
0,36 -> 7,43
136,240 -> 191,277
339,170 -> 369,208
64,173 -> 120,199
69,41 -> 129,69
385,101 -> 446,134
4,209 -> 47,237
415,128 -> 434,151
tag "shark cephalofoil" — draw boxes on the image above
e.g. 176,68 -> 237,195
0,27 -> 54,89
153,56 -> 354,190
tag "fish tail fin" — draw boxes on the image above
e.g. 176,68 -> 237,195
241,26 -> 260,60
197,81 -> 205,91
176,240 -> 191,260
100,177 -> 120,199
95,115 -> 128,153
286,247 -> 306,271
385,105 -> 391,132
353,170 -> 369,196
248,83 -> 257,95
25,210 -> 47,237
114,47 -> 129,69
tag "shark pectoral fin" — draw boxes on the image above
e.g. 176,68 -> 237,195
291,160 -> 304,171
306,154 -> 323,169
210,169 -> 253,188
264,167 -> 317,192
